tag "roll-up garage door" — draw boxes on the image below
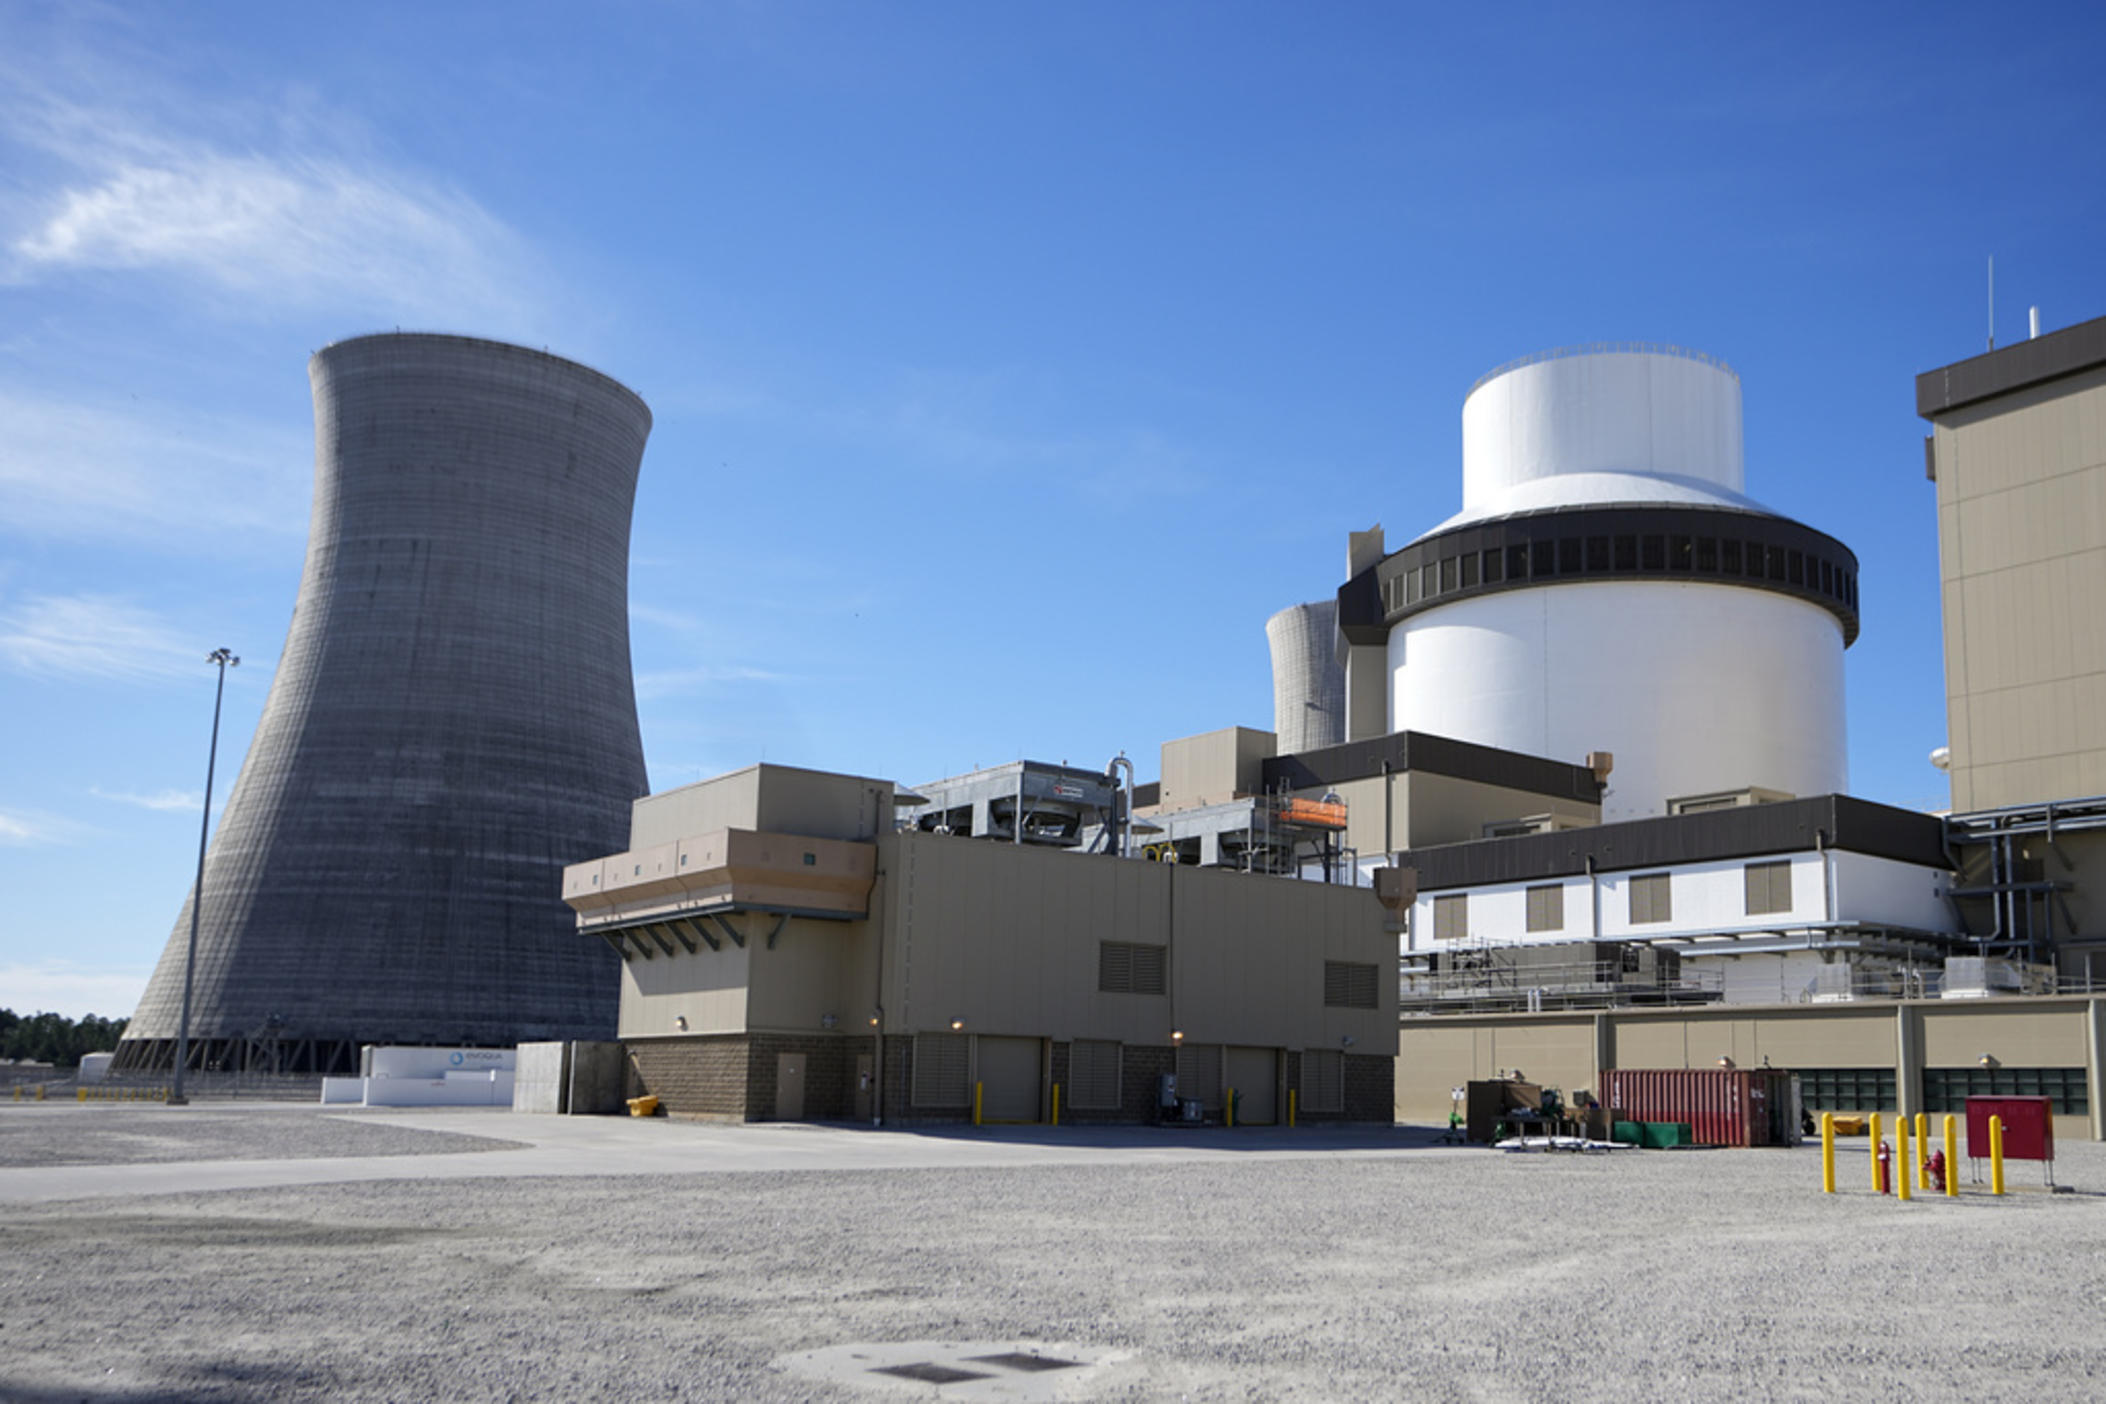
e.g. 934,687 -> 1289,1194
976,1036 -> 1042,1122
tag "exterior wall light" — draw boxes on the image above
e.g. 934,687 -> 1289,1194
1716,1056 -> 1735,1069
674,1015 -> 688,1032
1170,1029 -> 1184,1044
950,1018 -> 965,1031
1979,1053 -> 1998,1069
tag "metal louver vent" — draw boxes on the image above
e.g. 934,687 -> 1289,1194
1324,960 -> 1378,1009
1098,941 -> 1167,995
912,1033 -> 971,1107
1067,1039 -> 1122,1110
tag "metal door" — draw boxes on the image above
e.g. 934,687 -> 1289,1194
854,1053 -> 874,1121
1226,1046 -> 1278,1125
774,1052 -> 806,1120
976,1036 -> 1042,1122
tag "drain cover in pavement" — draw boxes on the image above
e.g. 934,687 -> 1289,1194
774,1340 -> 1128,1397
966,1353 -> 1080,1373
874,1363 -> 996,1384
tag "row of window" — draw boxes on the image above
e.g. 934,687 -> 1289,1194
1792,1067 -> 2090,1116
1382,532 -> 1858,616
1097,942 -> 1381,1010
1432,860 -> 1797,937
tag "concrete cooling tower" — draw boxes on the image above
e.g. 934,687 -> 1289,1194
116,334 -> 652,1075
1266,600 -> 1345,754
1336,345 -> 1857,821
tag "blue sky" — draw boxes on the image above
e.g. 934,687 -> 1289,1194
4,3 -> 2104,1018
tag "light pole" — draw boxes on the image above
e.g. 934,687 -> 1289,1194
169,646 -> 238,1106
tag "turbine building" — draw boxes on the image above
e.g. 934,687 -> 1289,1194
116,333 -> 653,1075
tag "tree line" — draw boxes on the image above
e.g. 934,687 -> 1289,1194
0,1010 -> 129,1067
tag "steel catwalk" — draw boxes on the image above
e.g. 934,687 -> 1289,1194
117,334 -> 651,1073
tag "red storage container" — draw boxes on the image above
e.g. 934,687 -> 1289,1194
1965,1095 -> 2054,1163
1599,1068 -> 1796,1147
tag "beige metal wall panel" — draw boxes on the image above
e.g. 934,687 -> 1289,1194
1393,1022 -> 1480,1121
1344,645 -> 1387,742
631,769 -> 762,847
1159,727 -> 1275,810
1485,1019 -> 1598,1088
1395,772 -> 1600,850
1920,1003 -> 2088,1068
621,943 -> 750,1037
874,833 -> 1392,1054
1610,1019 -> 1691,1069
744,922 -> 874,1034
630,764 -> 890,848
1928,365 -> 2106,808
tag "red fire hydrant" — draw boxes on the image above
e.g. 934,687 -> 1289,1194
1927,1148 -> 1946,1193
1876,1138 -> 1893,1195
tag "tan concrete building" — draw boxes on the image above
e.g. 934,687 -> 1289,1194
1920,314 -> 2106,810
564,763 -> 1398,1124
1396,996 -> 2106,1145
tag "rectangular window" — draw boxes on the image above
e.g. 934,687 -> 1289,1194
1586,536 -> 1610,572
1099,941 -> 1167,995
1459,552 -> 1479,588
1324,960 -> 1379,1009
1642,535 -> 1666,571
1405,569 -> 1420,605
1696,537 -> 1718,572
1628,872 -> 1672,925
1507,544 -> 1530,581
1669,535 -> 1694,570
911,1033 -> 971,1108
1819,559 -> 1834,595
1922,1067 -> 2090,1116
1482,549 -> 1504,585
1433,893 -> 1468,941
1525,883 -> 1564,933
1795,1067 -> 1897,1113
1722,539 -> 1743,575
1788,550 -> 1805,585
1068,1039 -> 1122,1111
1558,537 -> 1582,574
1614,535 -> 1637,571
1767,544 -> 1787,581
1532,540 -> 1557,577
1301,1049 -> 1345,1113
1421,562 -> 1437,597
1439,555 -> 1457,592
1745,860 -> 1793,916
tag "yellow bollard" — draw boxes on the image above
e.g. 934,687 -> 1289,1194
36,1084 -> 45,1101
1944,1115 -> 1959,1199
1897,1116 -> 1912,1201
973,1081 -> 983,1127
1051,1084 -> 1060,1127
1821,1112 -> 1836,1193
1226,1089 -> 1236,1128
1915,1113 -> 1929,1189
78,1087 -> 86,1103
1289,1088 -> 1297,1129
1869,1113 -> 1882,1191
1990,1115 -> 2005,1196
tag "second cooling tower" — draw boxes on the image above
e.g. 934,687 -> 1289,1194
1337,346 -> 1857,821
1266,600 -> 1345,754
116,333 -> 651,1073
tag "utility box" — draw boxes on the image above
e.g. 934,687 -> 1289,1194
1464,1079 -> 1541,1144
1965,1095 -> 2054,1163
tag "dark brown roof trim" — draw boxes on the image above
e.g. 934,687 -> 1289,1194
1916,313 -> 2106,419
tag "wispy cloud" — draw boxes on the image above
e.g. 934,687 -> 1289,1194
635,663 -> 794,703
89,786 -> 202,813
0,48 -> 546,334
0,592 -> 210,683
0,806 -> 98,847
0,388 -> 309,543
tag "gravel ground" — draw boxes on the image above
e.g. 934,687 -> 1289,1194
2,1122 -> 2103,1402
0,1107 -> 526,1168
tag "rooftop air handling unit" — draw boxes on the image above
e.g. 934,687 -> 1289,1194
1335,345 -> 1856,821
115,333 -> 653,1076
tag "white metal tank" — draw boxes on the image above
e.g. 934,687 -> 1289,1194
1344,346 -> 1856,821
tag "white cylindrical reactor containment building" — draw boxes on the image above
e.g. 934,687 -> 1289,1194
1337,346 -> 1856,821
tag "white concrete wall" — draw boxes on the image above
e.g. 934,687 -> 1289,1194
1388,581 -> 1847,821
1406,850 -> 1953,954
1461,349 -> 1744,510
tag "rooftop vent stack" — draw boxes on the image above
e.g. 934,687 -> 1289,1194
2030,306 -> 2041,340
114,333 -> 653,1076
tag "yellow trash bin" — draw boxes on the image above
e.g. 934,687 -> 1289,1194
626,1095 -> 660,1118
